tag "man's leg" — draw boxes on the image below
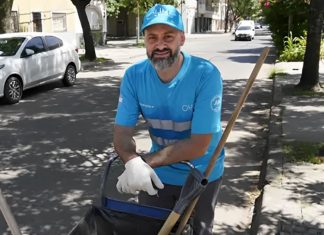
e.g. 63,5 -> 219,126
193,177 -> 223,235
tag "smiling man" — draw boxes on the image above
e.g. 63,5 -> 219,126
113,4 -> 225,235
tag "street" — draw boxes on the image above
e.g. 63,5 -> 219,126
0,32 -> 275,234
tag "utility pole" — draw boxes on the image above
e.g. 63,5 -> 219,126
136,0 -> 140,44
196,0 -> 199,32
224,0 -> 229,33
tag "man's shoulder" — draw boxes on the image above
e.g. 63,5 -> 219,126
126,59 -> 150,74
186,53 -> 220,75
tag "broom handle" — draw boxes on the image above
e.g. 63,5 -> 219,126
174,47 -> 270,235
0,189 -> 22,235
206,46 -> 270,177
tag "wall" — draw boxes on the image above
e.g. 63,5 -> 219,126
11,0 -> 107,46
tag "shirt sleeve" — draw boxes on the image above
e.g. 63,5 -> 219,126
115,70 -> 140,127
191,66 -> 223,134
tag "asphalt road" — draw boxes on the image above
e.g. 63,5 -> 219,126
0,32 -> 276,234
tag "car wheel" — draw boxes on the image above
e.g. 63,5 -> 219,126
235,36 -> 238,41
3,76 -> 23,104
63,64 -> 76,86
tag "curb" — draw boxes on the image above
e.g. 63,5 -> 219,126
80,59 -> 115,71
255,75 -> 284,234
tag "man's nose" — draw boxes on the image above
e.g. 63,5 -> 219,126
155,38 -> 167,50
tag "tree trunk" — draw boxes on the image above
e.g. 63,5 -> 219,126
0,0 -> 14,33
297,0 -> 324,91
224,0 -> 230,33
71,0 -> 96,61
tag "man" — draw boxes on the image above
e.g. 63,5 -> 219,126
113,4 -> 225,235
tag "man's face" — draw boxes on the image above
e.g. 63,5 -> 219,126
144,24 -> 185,71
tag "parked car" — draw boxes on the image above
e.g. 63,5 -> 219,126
254,23 -> 262,29
234,25 -> 255,41
0,32 -> 81,104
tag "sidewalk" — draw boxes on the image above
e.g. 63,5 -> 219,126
257,62 -> 324,234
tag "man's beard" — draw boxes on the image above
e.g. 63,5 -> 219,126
148,47 -> 180,71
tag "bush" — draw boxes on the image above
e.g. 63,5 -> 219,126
279,32 -> 324,62
283,142 -> 324,164
279,32 -> 306,61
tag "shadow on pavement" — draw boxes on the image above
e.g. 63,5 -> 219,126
0,75 -> 120,235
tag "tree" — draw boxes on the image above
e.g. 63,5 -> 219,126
107,0 -> 178,17
229,0 -> 259,24
297,0 -> 324,91
71,0 -> 96,61
0,0 -> 13,33
106,0 -> 178,43
261,0 -> 308,51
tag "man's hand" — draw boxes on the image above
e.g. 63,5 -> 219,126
116,157 -> 164,195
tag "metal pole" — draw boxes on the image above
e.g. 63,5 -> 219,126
136,0 -> 140,44
196,0 -> 199,32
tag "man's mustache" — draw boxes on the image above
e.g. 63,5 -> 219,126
151,48 -> 172,58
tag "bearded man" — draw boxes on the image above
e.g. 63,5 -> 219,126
113,4 -> 225,235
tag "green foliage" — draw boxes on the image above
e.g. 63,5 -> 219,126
261,0 -> 309,52
279,31 -> 324,62
229,0 -> 260,22
283,142 -> 324,164
268,68 -> 286,79
106,0 -> 178,17
279,32 -> 306,61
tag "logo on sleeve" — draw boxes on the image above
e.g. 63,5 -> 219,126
118,96 -> 123,103
210,96 -> 221,112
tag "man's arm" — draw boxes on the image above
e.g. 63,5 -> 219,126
113,124 -> 139,163
113,124 -> 164,195
146,134 -> 212,168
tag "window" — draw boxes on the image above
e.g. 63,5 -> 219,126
23,37 -> 45,56
33,12 -> 42,32
45,36 -> 63,50
0,37 -> 25,56
53,13 -> 67,32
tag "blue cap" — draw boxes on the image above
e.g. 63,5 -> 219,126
141,4 -> 184,32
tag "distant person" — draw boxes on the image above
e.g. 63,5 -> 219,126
113,4 -> 225,235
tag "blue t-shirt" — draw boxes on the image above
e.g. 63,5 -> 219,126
115,51 -> 225,185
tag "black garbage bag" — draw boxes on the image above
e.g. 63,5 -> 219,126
68,198 -> 171,235
68,156 -> 206,235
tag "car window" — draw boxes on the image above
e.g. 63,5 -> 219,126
45,36 -> 63,50
23,37 -> 46,55
0,37 -> 25,56
238,26 -> 251,30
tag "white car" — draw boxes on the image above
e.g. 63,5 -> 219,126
234,25 -> 255,41
0,32 -> 81,104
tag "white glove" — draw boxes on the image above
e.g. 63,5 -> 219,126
116,157 -> 164,195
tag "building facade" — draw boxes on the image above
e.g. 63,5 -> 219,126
10,0 -> 107,47
182,0 -> 227,34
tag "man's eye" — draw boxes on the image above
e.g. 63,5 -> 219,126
165,35 -> 174,42
148,37 -> 156,42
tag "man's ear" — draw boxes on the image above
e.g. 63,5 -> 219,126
180,32 -> 185,46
